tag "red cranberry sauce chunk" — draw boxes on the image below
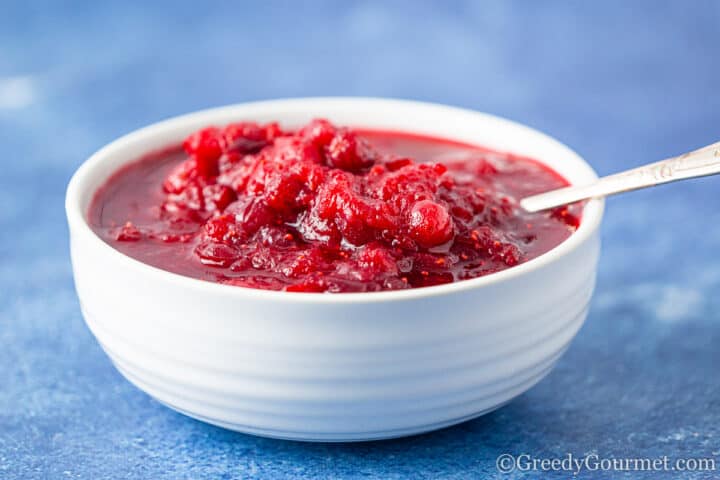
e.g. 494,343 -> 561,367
89,120 -> 580,293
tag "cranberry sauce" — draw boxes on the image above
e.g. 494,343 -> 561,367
89,120 -> 580,292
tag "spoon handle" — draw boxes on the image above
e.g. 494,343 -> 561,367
520,141 -> 720,212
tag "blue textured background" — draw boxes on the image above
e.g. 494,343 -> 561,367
1,1 -> 719,478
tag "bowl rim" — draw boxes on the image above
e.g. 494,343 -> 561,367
66,97 -> 604,304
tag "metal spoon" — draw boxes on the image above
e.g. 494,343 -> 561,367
520,141 -> 720,212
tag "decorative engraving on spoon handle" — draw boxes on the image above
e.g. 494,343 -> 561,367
520,141 -> 720,212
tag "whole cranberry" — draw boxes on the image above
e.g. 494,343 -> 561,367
299,119 -> 336,149
325,130 -> 375,171
407,200 -> 454,248
225,197 -> 275,237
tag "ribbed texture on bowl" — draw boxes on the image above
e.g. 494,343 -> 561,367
71,231 -> 598,441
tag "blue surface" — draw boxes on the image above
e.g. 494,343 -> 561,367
1,1 -> 719,478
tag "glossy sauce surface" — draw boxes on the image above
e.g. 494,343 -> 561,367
89,120 -> 580,292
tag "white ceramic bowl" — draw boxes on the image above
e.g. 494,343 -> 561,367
66,98 -> 603,442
